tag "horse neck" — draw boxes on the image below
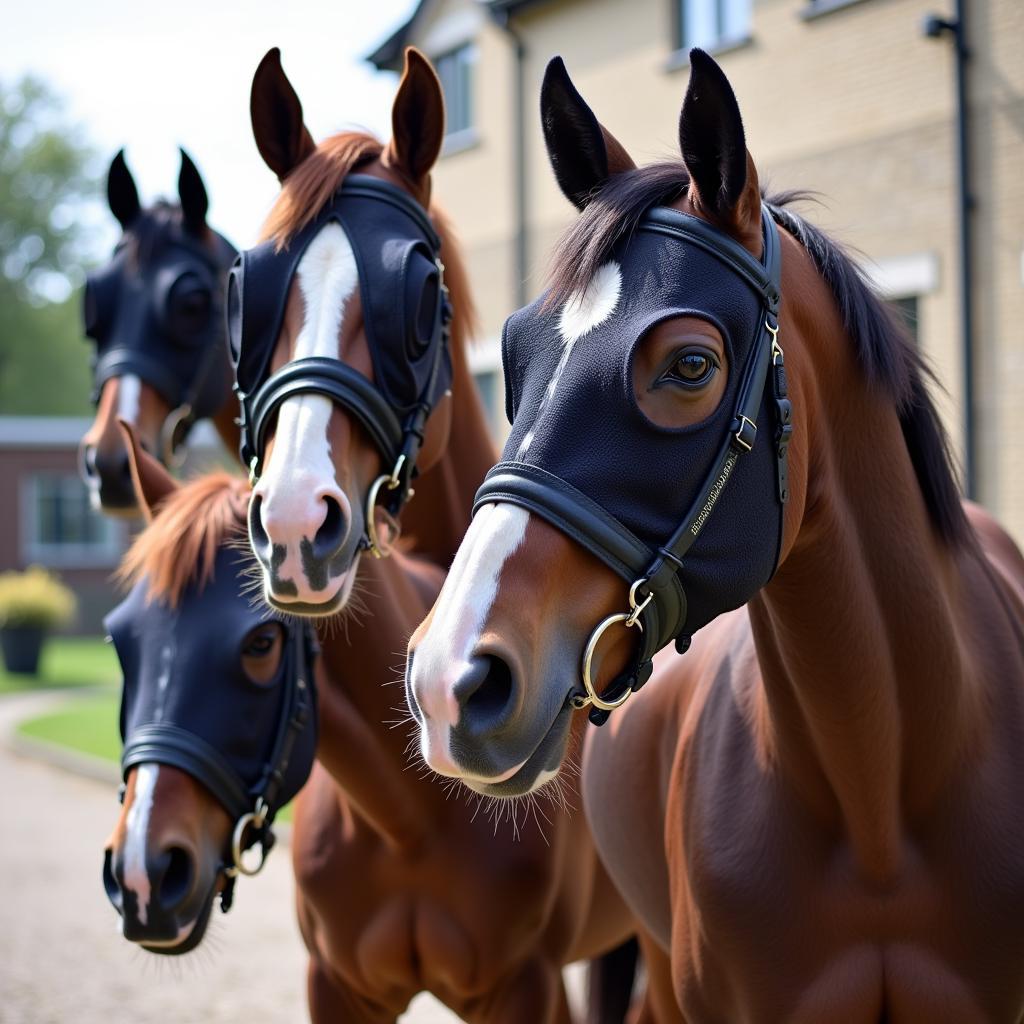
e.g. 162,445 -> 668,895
746,267 -> 978,884
314,550 -> 447,851
398,307 -> 498,570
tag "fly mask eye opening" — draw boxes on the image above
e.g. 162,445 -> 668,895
404,247 -> 441,360
240,621 -> 287,688
226,260 -> 243,376
156,266 -> 214,345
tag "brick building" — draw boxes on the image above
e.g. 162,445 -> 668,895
370,0 -> 1024,542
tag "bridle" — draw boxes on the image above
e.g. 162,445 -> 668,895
88,231 -> 238,468
119,618 -> 317,910
474,205 -> 791,725
230,175 -> 453,559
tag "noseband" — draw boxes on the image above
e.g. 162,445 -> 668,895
230,175 -> 453,557
474,207 -> 791,725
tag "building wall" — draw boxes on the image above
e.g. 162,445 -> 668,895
411,0 -> 1023,542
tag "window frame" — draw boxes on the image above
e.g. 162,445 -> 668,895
434,42 -> 477,147
670,0 -> 754,60
21,473 -> 123,569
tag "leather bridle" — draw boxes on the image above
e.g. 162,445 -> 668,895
231,176 -> 453,559
119,619 -> 317,906
474,206 -> 792,725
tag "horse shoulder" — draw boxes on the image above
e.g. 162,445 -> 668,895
582,608 -> 752,949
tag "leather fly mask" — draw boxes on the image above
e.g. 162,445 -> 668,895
228,174 -> 452,552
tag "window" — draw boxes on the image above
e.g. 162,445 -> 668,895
22,474 -> 122,567
675,0 -> 752,52
435,44 -> 475,139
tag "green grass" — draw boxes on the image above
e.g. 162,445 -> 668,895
0,636 -> 120,694
19,691 -> 120,762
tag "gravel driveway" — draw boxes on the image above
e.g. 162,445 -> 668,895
0,691 -> 461,1024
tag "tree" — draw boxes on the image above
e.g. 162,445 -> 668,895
0,75 -> 101,416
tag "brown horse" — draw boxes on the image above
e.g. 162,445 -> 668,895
407,51 -> 1024,1019
80,149 -> 239,513
241,47 -> 640,1023
107,46 -> 641,1023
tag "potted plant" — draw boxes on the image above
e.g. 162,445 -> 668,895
0,566 -> 77,675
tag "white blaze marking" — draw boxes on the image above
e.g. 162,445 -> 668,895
122,763 -> 159,926
255,224 -> 359,587
414,504 -> 531,770
116,373 -> 142,423
518,261 -> 621,457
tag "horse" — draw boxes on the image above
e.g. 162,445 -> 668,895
104,45 -> 641,1023
406,50 -> 1024,1019
102,425 -> 318,953
79,148 -> 238,513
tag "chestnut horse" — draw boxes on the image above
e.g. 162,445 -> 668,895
238,47 -> 638,1023
103,433 -> 318,953
80,149 -> 238,512
407,51 -> 1024,1019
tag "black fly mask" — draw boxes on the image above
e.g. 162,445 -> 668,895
228,174 -> 452,544
84,151 -> 238,464
106,546 -> 318,907
475,206 -> 791,723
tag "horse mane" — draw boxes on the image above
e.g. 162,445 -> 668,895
547,162 -> 969,547
117,473 -> 250,608
260,130 -> 478,344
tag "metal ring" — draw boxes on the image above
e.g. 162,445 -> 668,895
580,612 -> 644,712
160,404 -> 192,469
364,473 -> 396,559
230,812 -> 270,877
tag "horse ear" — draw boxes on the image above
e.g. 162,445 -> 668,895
250,47 -> 316,182
385,48 -> 445,186
177,148 -> 208,235
107,149 -> 141,230
116,419 -> 178,523
540,56 -> 635,211
678,49 -> 759,231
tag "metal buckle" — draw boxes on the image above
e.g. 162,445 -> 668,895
227,797 -> 271,878
160,403 -> 192,470
766,318 -> 784,366
734,415 -> 757,452
576,579 -> 651,712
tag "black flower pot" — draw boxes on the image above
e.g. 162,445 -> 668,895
1,625 -> 46,675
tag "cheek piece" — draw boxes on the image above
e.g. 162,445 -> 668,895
83,228 -> 238,467
228,175 -> 453,558
107,547 -> 319,910
476,205 -> 791,725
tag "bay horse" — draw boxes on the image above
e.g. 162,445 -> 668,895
80,149 -> 238,513
103,425 -> 318,953
406,51 -> 1024,1019
104,45 -> 641,1022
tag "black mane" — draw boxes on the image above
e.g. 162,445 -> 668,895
547,163 -> 968,547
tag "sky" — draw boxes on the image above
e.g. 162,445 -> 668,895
2,0 -> 420,254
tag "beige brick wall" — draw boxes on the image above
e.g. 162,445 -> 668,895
416,0 -> 1023,541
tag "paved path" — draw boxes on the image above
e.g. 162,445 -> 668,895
0,690 -> 460,1024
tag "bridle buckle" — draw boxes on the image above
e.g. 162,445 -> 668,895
364,453 -> 409,559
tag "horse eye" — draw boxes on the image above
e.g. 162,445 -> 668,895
243,628 -> 278,658
663,348 -> 719,388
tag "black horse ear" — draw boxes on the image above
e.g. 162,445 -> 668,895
177,148 -> 209,235
107,149 -> 141,230
385,48 -> 445,187
250,47 -> 316,181
678,49 -> 749,221
540,56 -> 635,210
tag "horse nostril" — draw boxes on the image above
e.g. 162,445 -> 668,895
312,494 -> 347,561
156,846 -> 193,910
454,655 -> 515,730
249,493 -> 270,553
102,848 -> 123,911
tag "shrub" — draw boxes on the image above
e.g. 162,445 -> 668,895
0,566 -> 77,630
